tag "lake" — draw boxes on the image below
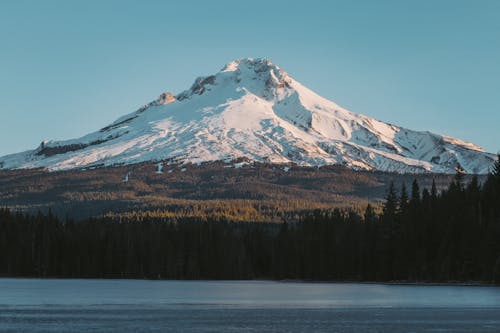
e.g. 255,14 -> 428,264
1,279 -> 499,332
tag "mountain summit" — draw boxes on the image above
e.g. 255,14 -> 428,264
0,58 -> 495,173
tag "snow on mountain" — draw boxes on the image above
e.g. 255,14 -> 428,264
0,58 -> 495,173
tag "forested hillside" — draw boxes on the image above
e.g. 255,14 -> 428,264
0,161 -> 475,220
1,156 -> 499,283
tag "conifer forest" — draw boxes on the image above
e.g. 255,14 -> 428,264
1,156 -> 499,284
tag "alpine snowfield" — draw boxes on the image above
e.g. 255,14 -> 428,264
0,58 -> 495,173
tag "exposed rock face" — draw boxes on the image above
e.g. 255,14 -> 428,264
156,92 -> 175,105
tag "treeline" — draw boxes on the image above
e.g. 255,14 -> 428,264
0,160 -> 455,221
0,157 -> 499,283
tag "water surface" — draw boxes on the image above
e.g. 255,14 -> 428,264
1,279 -> 499,332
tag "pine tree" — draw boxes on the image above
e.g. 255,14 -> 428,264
467,175 -> 480,197
364,204 -> 376,224
410,179 -> 421,206
421,188 -> 431,210
398,183 -> 409,216
431,179 -> 438,201
383,182 -> 398,222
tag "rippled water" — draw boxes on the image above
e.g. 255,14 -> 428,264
1,279 -> 499,332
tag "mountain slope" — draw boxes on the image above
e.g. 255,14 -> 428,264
0,58 -> 495,173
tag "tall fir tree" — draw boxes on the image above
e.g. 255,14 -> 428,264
383,182 -> 398,222
431,179 -> 438,200
398,183 -> 409,216
364,204 -> 376,224
410,179 -> 421,207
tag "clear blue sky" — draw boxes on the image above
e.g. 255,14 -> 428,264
0,0 -> 499,156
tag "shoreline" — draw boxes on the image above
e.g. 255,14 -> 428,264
0,276 -> 498,287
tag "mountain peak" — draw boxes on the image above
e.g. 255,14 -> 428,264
221,57 -> 277,73
0,59 -> 495,173
220,58 -> 290,85
177,57 -> 292,101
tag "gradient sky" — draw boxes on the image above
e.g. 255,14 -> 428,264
0,0 -> 499,156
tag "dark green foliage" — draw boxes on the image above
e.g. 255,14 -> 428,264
383,182 -> 398,222
410,179 -> 420,206
398,183 -> 409,216
364,204 -> 376,224
0,158 -> 499,283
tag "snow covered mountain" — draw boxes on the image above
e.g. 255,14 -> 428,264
0,58 -> 495,173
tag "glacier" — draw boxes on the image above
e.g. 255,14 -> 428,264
0,58 -> 495,173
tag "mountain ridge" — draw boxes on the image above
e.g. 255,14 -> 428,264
0,58 -> 495,173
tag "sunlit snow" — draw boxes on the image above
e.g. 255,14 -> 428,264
0,58 -> 495,173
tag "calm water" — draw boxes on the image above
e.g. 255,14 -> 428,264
0,279 -> 499,332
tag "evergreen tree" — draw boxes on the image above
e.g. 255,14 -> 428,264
466,176 -> 481,199
1,158 -> 500,284
364,204 -> 376,224
398,183 -> 409,216
431,179 -> 438,201
410,179 -> 421,207
383,182 -> 398,222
